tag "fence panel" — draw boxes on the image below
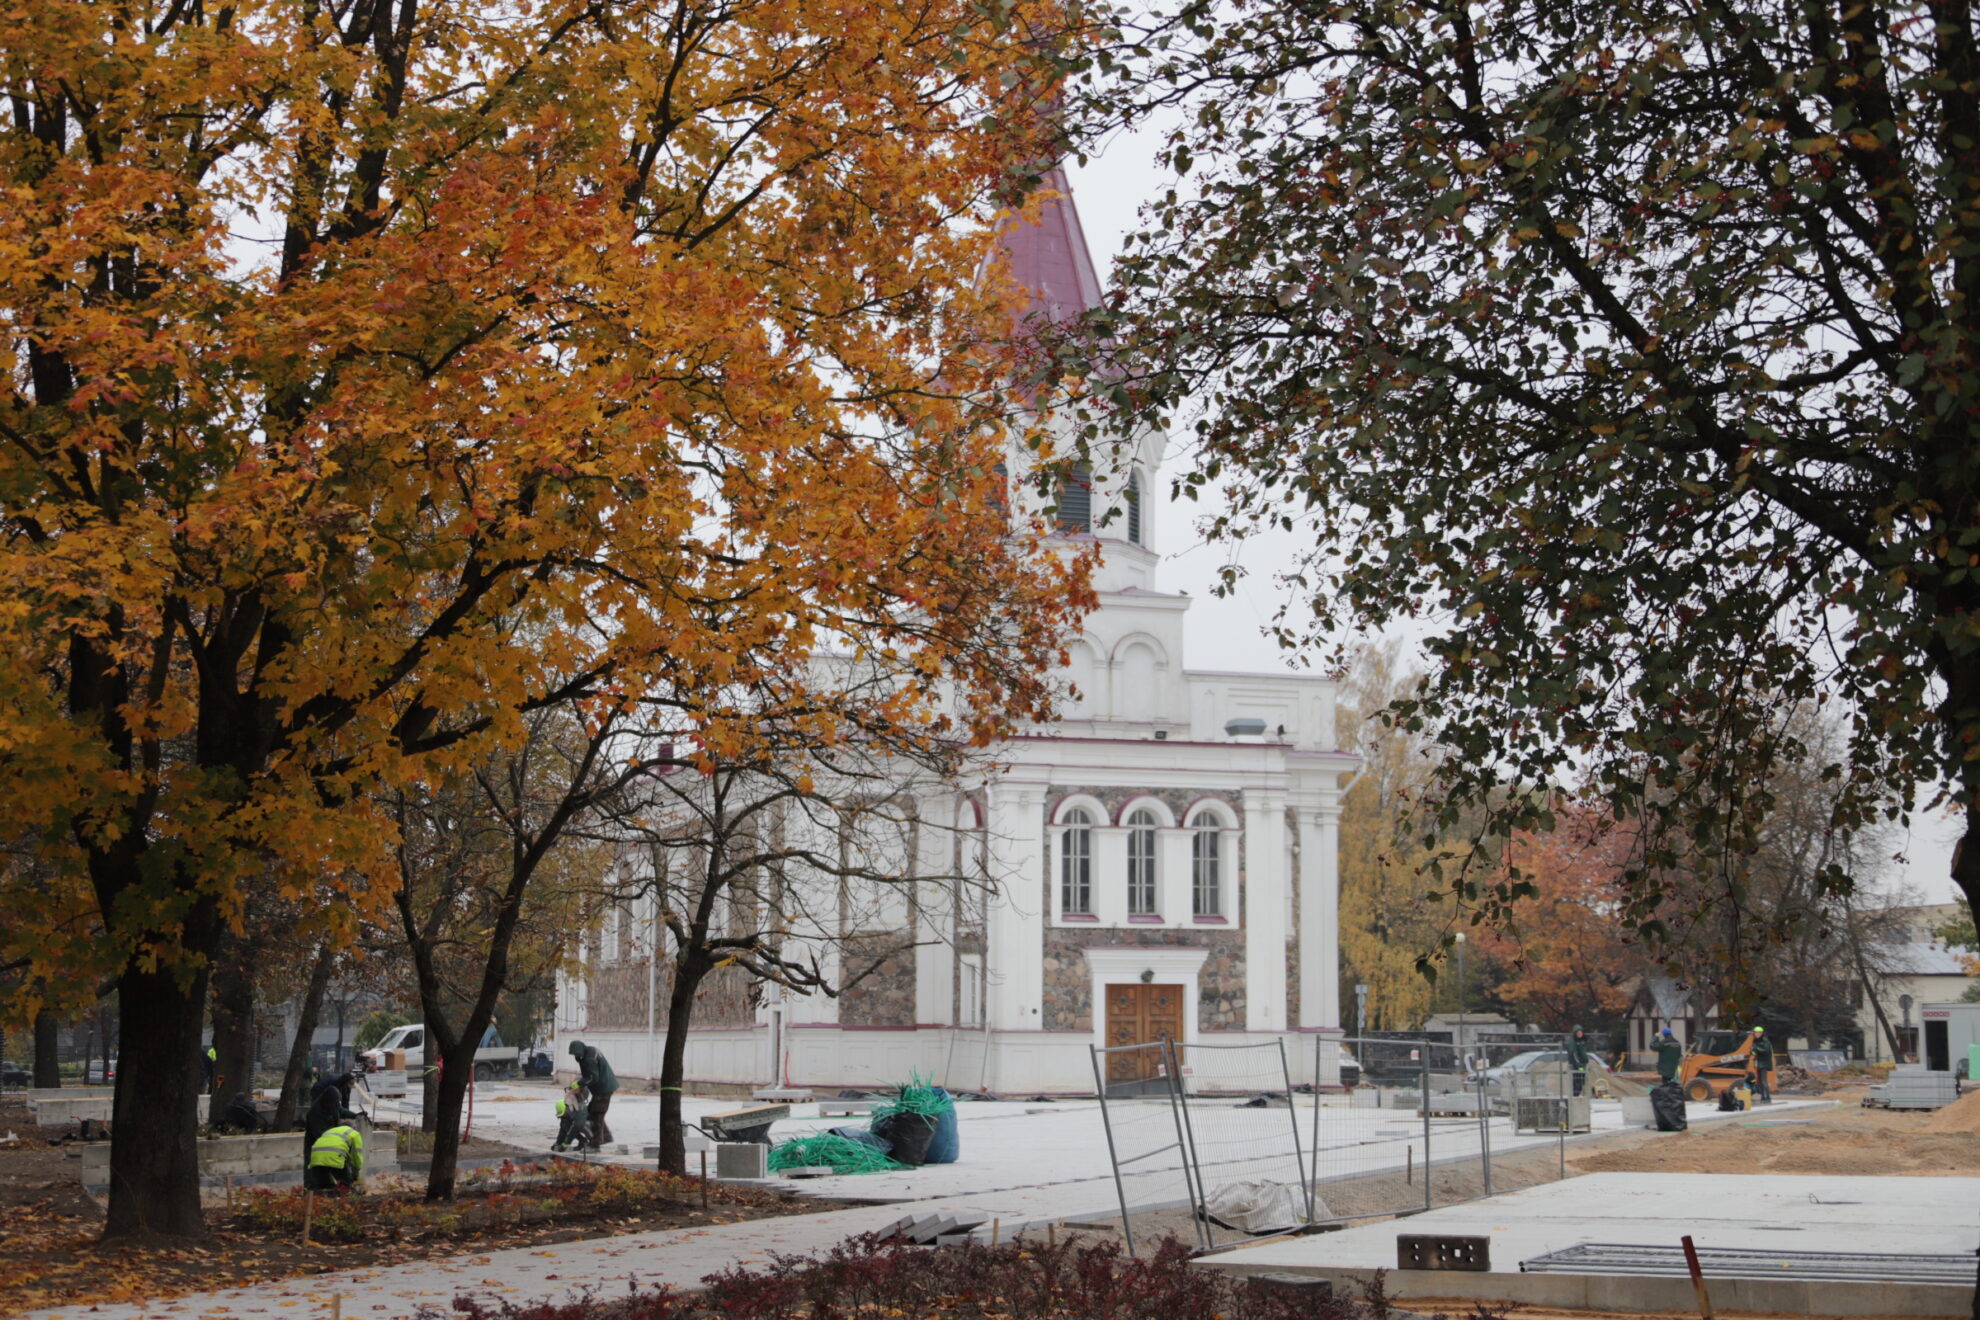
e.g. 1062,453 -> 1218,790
1090,1040 -> 1196,1255
1172,1039 -> 1309,1250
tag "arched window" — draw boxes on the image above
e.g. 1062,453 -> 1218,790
1126,469 -> 1143,545
1190,812 -> 1222,917
1054,463 -> 1093,533
1126,808 -> 1159,915
1061,809 -> 1094,914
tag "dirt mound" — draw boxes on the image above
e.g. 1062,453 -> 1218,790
1918,1086 -> 1980,1134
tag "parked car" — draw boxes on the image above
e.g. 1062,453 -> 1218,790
1470,1049 -> 1610,1086
82,1058 -> 116,1082
0,1060 -> 30,1086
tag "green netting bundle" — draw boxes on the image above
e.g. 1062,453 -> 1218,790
872,1070 -> 956,1123
768,1133 -> 904,1175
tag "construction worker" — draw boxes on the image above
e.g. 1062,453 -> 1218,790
569,1041 -> 618,1144
304,1072 -> 361,1155
1655,1027 -> 1684,1085
1566,1026 -> 1591,1097
305,1122 -> 364,1192
552,1084 -> 592,1152
202,1045 -> 216,1091
1750,1026 -> 1774,1104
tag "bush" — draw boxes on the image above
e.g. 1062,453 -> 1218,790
428,1233 -> 1395,1320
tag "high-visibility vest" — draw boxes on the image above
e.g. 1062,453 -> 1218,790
309,1125 -> 364,1176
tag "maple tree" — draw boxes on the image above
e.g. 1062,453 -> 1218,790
1065,1 -> 1980,982
1,0 -> 1091,1238
1475,809 -> 1645,1031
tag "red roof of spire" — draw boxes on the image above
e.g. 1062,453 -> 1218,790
998,165 -> 1105,325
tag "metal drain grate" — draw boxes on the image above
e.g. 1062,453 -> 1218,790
1520,1242 -> 1976,1285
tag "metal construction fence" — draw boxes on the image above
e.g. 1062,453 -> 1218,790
1093,1032 -> 1593,1254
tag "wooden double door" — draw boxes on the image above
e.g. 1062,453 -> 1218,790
1104,982 -> 1185,1089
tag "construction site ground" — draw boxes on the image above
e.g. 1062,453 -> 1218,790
8,1084 -> 1980,1319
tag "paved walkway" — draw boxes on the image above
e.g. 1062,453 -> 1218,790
23,1094 -> 1826,1320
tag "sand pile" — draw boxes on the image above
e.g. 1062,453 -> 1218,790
1918,1086 -> 1980,1134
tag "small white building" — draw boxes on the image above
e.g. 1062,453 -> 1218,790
1860,903 -> 1975,1063
554,169 -> 1359,1096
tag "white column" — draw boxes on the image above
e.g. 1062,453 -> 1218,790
1242,787 -> 1288,1031
984,781 -> 1046,1038
913,795 -> 958,1025
1297,786 -> 1344,1033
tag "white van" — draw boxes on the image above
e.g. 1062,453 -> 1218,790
358,1024 -> 520,1080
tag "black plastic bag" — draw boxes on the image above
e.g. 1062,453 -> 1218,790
875,1112 -> 937,1167
1650,1082 -> 1688,1131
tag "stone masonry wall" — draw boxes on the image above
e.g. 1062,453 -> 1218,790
1041,785 -> 1250,1033
839,930 -> 918,1026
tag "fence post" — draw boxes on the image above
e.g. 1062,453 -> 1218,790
1163,1037 -> 1212,1253
1089,1045 -> 1137,1259
1477,1067 -> 1492,1198
1309,1034 -> 1324,1223
1420,1047 -> 1432,1212
1277,1039 -> 1310,1225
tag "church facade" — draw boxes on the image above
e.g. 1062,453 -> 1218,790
554,173 -> 1357,1094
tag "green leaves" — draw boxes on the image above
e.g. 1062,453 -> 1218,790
1065,0 -> 1977,970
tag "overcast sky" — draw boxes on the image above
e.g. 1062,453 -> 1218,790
1060,133 -> 1966,907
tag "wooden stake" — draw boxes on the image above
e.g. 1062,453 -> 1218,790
225,1174 -> 234,1208
331,1294 -> 342,1320
1681,1234 -> 1713,1319
700,1151 -> 708,1209
1407,1147 -> 1413,1184
990,1217 -> 1000,1247
302,1190 -> 314,1247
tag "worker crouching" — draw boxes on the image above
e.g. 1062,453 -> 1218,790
305,1123 -> 365,1193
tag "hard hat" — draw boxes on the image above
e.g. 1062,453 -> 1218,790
1660,1026 -> 1674,1037
1753,1026 -> 1765,1034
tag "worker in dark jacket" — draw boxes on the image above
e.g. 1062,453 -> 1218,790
304,1072 -> 360,1153
569,1041 -> 618,1144
1750,1026 -> 1774,1104
1655,1027 -> 1685,1085
217,1092 -> 264,1134
1566,1026 -> 1591,1096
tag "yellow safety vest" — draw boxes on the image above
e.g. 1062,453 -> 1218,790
309,1125 -> 365,1176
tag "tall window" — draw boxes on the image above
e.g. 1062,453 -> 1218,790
1055,463 -> 1093,533
1126,469 -> 1143,544
1060,809 -> 1094,914
1191,813 -> 1222,917
1127,808 -> 1159,915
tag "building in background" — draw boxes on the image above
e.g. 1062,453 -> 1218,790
555,170 -> 1359,1095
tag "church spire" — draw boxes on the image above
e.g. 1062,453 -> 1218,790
998,165 -> 1105,326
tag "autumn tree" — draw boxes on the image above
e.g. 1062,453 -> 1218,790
1064,1 -> 1980,987
387,702 -> 617,1200
1478,809 -> 1646,1031
595,680 -> 992,1178
1,0 -> 1091,1239
1334,645 -> 1448,1031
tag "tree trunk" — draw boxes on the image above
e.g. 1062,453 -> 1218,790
275,942 -> 336,1130
208,928 -> 258,1102
657,954 -> 709,1177
105,943 -> 215,1238
423,1036 -> 482,1201
33,1009 -> 60,1088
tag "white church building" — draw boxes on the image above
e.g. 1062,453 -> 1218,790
555,170 -> 1358,1095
